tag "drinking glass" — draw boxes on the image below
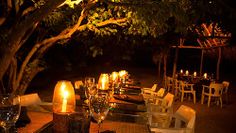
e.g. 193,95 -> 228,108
85,77 -> 97,98
89,92 -> 110,133
0,94 -> 21,133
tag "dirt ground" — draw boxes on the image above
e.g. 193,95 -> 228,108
28,66 -> 236,133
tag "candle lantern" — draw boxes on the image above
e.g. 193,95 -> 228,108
119,70 -> 128,83
204,73 -> 207,79
52,80 -> 76,133
193,72 -> 197,77
180,69 -> 183,74
110,71 -> 118,83
98,73 -> 110,90
185,70 -> 189,76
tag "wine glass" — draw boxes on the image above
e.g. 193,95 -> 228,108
89,92 -> 110,133
85,77 -> 97,98
0,94 -> 21,133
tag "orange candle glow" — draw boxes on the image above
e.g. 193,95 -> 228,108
185,70 -> 189,76
180,69 -> 183,74
193,72 -> 197,77
204,73 -> 207,79
53,80 -> 75,113
98,73 -> 109,90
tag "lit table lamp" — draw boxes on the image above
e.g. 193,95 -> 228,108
52,80 -> 75,133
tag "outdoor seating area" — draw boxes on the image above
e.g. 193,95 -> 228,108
1,0 -> 236,133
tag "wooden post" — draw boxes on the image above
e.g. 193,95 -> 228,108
163,54 -> 167,87
172,44 -> 179,94
200,50 -> 204,76
216,47 -> 222,81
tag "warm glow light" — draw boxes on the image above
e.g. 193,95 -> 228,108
194,72 -> 197,77
180,69 -> 183,74
61,84 -> 69,112
204,73 -> 207,79
111,72 -> 118,82
185,70 -> 189,76
53,80 -> 75,113
119,70 -> 127,78
98,73 -> 109,90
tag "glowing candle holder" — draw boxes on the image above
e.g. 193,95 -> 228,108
98,73 -> 109,90
119,70 -> 128,84
52,80 -> 75,132
111,71 -> 118,83
204,73 -> 207,79
185,70 -> 189,76
193,72 -> 197,77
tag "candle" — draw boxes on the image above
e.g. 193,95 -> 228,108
52,80 -> 75,113
111,72 -> 118,82
180,69 -> 183,74
101,77 -> 106,90
204,73 -> 207,79
193,72 -> 197,77
185,70 -> 189,76
98,73 -> 109,90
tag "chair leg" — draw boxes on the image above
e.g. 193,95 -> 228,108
208,96 -> 211,107
201,95 -> 204,104
220,97 -> 223,108
181,92 -> 184,102
193,93 -> 196,104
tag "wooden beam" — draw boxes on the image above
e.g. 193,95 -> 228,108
172,45 -> 202,49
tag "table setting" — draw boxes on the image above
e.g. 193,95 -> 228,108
10,70 -> 149,133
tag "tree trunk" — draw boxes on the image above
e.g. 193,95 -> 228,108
163,54 -> 167,86
172,46 -> 179,94
158,60 -> 162,79
0,0 -> 65,80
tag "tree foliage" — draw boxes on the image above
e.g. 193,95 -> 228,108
0,0 -> 234,94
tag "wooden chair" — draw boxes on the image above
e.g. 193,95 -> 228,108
165,76 -> 174,92
179,81 -> 196,104
142,84 -> 157,94
143,87 -> 166,104
147,93 -> 174,128
222,81 -> 230,104
201,83 -> 223,108
150,105 -> 196,133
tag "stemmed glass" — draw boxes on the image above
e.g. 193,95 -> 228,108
0,94 -> 21,133
84,77 -> 97,98
89,92 -> 110,133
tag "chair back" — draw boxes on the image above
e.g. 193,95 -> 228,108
209,83 -> 223,96
74,80 -> 83,89
174,105 -> 196,132
151,84 -> 158,92
163,93 -> 174,108
222,81 -> 230,93
156,88 -> 165,97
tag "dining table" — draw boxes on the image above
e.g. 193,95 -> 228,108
17,83 -> 150,133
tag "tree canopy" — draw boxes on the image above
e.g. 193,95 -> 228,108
0,0 -> 235,94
